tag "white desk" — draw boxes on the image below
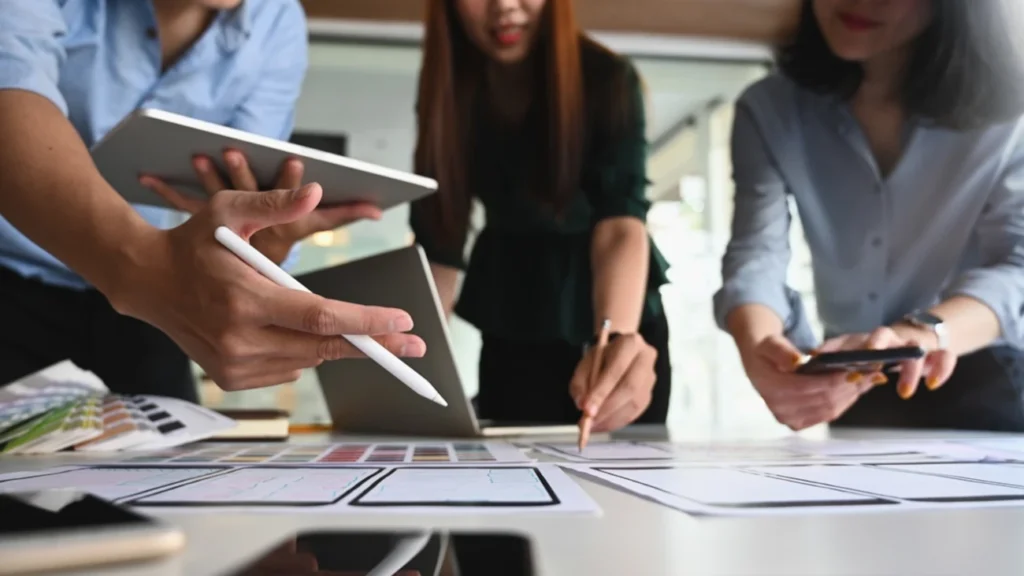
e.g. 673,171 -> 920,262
2,427 -> 1023,576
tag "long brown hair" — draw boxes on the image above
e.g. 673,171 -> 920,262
414,0 -> 585,249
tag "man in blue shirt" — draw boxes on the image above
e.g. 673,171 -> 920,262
0,0 -> 425,400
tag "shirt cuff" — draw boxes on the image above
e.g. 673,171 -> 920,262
946,268 -> 1024,349
713,284 -> 818,351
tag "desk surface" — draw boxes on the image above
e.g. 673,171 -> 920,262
2,426 -> 1022,576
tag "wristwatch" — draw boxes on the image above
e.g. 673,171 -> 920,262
901,310 -> 948,350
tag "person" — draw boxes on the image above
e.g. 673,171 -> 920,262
409,0 -> 671,432
716,0 -> 1024,432
0,0 -> 425,401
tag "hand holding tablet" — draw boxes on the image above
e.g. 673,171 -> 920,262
140,150 -> 383,264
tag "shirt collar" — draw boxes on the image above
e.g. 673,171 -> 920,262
217,1 -> 252,53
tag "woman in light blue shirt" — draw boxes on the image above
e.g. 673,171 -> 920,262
716,0 -> 1024,431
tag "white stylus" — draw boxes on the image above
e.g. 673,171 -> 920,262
214,226 -> 447,407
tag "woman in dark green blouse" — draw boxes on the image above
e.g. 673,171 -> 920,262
409,0 -> 671,432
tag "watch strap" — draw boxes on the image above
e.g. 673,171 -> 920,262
903,311 -> 948,350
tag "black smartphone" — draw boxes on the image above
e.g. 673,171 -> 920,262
232,530 -> 536,576
795,346 -> 926,375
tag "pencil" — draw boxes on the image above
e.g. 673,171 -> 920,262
579,319 -> 611,452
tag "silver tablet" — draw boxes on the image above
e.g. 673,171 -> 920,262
91,108 -> 437,210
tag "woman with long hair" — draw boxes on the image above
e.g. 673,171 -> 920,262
409,0 -> 672,431
717,0 -> 1024,431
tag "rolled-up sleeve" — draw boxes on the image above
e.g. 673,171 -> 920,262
712,102 -> 812,346
0,0 -> 69,115
229,2 -> 309,271
587,65 -> 651,222
945,127 -> 1024,348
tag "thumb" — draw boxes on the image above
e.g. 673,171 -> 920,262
759,335 -> 805,373
222,183 -> 322,239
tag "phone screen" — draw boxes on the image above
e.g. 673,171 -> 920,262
233,531 -> 535,576
0,491 -> 153,535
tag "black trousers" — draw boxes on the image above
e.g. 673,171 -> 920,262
0,265 -> 196,402
476,312 -> 672,424
833,346 -> 1024,432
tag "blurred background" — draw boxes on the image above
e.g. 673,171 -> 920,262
198,0 -> 823,436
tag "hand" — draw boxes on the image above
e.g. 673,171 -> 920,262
105,183 -> 425,392
817,326 -> 958,400
740,335 -> 881,431
142,149 -> 383,263
569,334 -> 657,433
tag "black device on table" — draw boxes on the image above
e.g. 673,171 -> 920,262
0,491 -> 184,575
233,530 -> 536,576
795,346 -> 927,375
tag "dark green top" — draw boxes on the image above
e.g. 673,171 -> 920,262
410,45 -> 670,346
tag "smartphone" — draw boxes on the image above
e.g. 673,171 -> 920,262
0,490 -> 185,575
795,346 -> 926,375
233,530 -> 536,576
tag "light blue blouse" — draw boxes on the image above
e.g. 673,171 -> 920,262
0,0 -> 308,289
714,74 -> 1024,351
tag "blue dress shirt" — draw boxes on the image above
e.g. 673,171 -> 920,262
0,0 -> 308,290
714,74 -> 1024,351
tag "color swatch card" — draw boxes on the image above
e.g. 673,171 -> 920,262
119,464 -> 598,516
0,466 -> 223,501
119,441 -> 532,466
567,460 -> 1024,518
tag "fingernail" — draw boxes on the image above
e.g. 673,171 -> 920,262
791,353 -> 804,368
926,377 -> 940,391
871,373 -> 888,385
139,176 -> 153,187
194,156 -> 208,170
291,186 -> 312,201
390,315 -> 414,332
585,403 -> 598,417
898,384 -> 913,400
845,372 -> 862,383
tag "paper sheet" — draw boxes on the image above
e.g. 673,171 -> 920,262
568,459 -> 1024,517
533,441 -> 676,462
118,441 -> 532,466
533,439 -> 947,464
111,464 -> 596,515
132,467 -> 381,506
753,464 -> 1024,501
0,466 -> 223,501
876,462 -> 1024,488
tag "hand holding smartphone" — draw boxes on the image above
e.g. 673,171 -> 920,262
795,346 -> 926,375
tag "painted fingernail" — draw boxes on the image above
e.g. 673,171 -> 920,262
871,373 -> 888,385
791,353 -> 804,367
845,372 -> 862,383
390,315 -> 414,332
926,377 -> 940,391
898,383 -> 913,400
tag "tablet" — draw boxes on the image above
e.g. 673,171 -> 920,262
91,108 -> 437,210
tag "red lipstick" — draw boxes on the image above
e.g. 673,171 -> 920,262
838,12 -> 881,31
495,27 -> 522,46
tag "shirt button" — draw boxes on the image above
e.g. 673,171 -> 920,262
146,28 -> 157,39
868,292 -> 879,302
871,237 -> 883,247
